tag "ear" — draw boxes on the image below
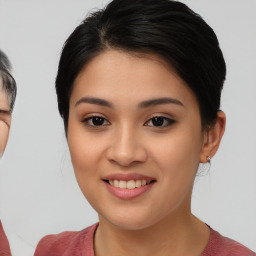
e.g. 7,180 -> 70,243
199,111 -> 226,163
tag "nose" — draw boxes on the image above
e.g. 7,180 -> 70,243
105,125 -> 147,167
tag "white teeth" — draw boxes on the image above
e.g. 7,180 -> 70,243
109,179 -> 152,189
135,180 -> 142,187
127,180 -> 136,189
119,180 -> 127,189
114,180 -> 119,187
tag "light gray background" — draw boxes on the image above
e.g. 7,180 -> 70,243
0,0 -> 255,255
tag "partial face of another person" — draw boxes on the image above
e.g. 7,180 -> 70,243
67,50 -> 221,230
0,77 -> 11,156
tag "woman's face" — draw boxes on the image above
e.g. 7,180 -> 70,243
0,80 -> 11,156
68,50 -> 207,230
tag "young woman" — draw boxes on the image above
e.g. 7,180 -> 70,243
0,49 -> 17,256
34,0 -> 255,255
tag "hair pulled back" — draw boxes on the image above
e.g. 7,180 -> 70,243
56,0 -> 226,133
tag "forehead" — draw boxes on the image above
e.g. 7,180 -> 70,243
71,50 -> 198,109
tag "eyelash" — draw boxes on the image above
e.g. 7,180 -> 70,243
82,115 -> 175,128
82,115 -> 110,127
144,116 -> 175,128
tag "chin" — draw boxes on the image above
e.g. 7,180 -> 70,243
98,208 -> 162,231
110,218 -> 154,231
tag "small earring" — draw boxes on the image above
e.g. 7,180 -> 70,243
197,156 -> 211,176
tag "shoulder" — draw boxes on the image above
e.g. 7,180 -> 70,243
34,223 -> 98,256
202,228 -> 256,256
0,220 -> 12,256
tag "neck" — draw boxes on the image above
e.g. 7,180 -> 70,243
94,207 -> 209,256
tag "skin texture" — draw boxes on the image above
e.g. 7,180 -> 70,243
0,78 -> 11,156
68,50 -> 226,256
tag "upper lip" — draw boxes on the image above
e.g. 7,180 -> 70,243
103,173 -> 156,182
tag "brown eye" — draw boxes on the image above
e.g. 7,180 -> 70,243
91,117 -> 105,126
152,117 -> 164,126
83,116 -> 110,127
145,116 -> 175,128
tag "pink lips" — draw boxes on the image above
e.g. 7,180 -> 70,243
103,173 -> 156,200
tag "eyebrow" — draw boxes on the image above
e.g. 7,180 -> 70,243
75,97 -> 184,108
139,97 -> 184,108
75,97 -> 113,108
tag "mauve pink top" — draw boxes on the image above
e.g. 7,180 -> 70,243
0,220 -> 12,256
34,223 -> 255,256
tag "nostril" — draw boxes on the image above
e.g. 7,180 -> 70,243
105,138 -> 148,166
106,151 -> 148,167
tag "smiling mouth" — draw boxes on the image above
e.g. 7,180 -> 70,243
103,179 -> 156,189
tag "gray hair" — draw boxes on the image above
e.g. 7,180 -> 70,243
0,49 -> 17,112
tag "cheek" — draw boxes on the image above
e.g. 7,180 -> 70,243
67,122 -> 105,196
151,126 -> 202,170
69,136 -> 102,170
149,126 -> 202,194
0,121 -> 9,154
141,131 -> 202,221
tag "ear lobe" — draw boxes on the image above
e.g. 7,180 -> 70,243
200,111 -> 226,163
